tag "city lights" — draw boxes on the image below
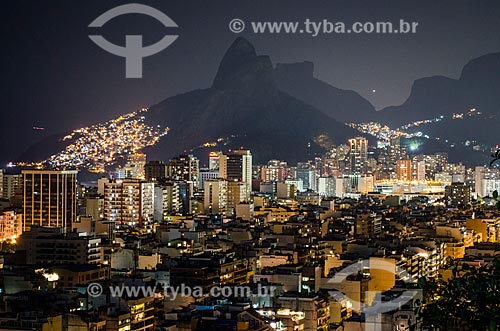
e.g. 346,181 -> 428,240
45,109 -> 169,172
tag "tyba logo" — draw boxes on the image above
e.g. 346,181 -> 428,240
89,3 -> 178,78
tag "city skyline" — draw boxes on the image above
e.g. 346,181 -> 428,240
2,0 -> 500,162
1,2 -> 500,331
5,35 -> 499,172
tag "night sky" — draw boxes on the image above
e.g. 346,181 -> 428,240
1,0 -> 500,162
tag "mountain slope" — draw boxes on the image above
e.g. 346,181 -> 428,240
274,62 -> 376,123
144,37 -> 361,164
375,52 -> 500,128
20,37 -> 364,167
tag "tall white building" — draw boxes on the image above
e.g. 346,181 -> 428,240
154,182 -> 181,221
349,137 -> 368,174
475,166 -> 500,197
203,179 -> 228,215
317,177 -> 335,197
412,160 -> 426,181
104,179 -> 154,226
3,173 -> 23,199
0,169 -> 3,198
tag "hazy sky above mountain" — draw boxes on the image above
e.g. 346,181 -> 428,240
1,0 -> 500,161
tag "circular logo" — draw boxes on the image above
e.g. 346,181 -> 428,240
87,282 -> 104,297
229,19 -> 245,33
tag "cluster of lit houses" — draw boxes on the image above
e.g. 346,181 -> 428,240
45,109 -> 169,173
351,109 -> 486,152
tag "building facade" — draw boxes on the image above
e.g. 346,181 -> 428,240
22,170 -> 78,232
103,179 -> 154,226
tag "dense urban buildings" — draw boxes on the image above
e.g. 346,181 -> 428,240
1,139 -> 499,331
3,2 -> 500,328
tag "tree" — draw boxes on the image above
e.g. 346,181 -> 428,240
419,255 -> 500,330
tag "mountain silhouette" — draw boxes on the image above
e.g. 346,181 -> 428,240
375,52 -> 500,129
274,61 -> 376,123
20,37 -> 366,165
142,37 -> 362,163
18,39 -> 498,167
